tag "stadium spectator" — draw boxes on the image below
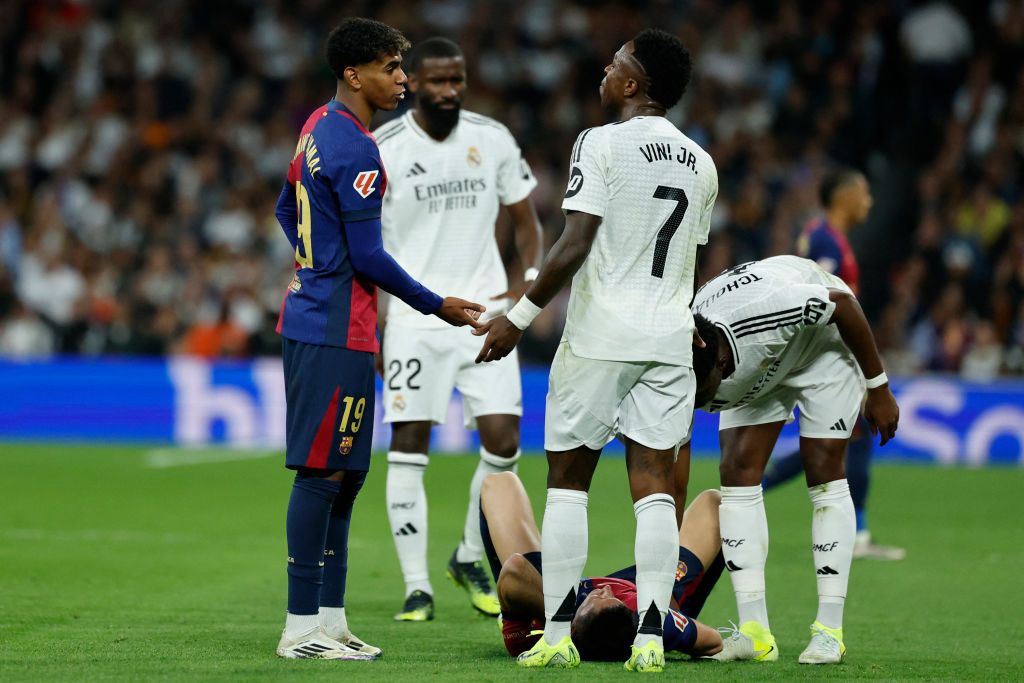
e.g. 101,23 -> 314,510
0,0 -> 1020,376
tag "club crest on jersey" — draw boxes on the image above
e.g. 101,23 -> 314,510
675,560 -> 688,581
392,394 -> 406,413
669,609 -> 689,633
467,146 -> 482,167
353,170 -> 379,198
339,436 -> 354,455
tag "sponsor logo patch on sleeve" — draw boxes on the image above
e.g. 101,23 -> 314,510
353,170 -> 379,198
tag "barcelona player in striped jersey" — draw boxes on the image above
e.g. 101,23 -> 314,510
273,19 -> 484,660
762,169 -> 905,562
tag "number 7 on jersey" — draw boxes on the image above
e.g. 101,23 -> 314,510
651,185 -> 689,278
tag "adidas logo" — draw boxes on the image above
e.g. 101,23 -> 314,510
725,560 -> 743,572
395,522 -> 418,536
816,565 -> 839,575
293,642 -> 333,658
404,162 -> 427,177
829,418 -> 848,431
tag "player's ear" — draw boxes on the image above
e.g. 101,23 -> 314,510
342,65 -> 362,92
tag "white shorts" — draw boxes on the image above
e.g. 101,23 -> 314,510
544,341 -> 696,452
382,321 -> 522,429
718,342 -> 865,439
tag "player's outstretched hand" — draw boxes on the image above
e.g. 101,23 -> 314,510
864,385 -> 899,446
473,315 -> 523,363
435,297 -> 485,328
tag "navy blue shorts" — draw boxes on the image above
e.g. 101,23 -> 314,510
282,338 -> 375,472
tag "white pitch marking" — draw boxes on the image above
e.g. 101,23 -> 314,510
144,447 -> 276,469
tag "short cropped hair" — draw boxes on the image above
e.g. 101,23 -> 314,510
632,29 -> 692,109
407,37 -> 463,73
692,313 -> 720,386
572,602 -> 639,662
326,18 -> 411,79
819,168 -> 862,208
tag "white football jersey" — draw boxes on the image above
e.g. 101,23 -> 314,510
376,110 -> 537,328
692,256 -> 855,412
560,116 -> 718,366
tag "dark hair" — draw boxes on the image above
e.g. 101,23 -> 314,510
631,29 -> 692,109
407,37 -> 463,73
572,602 -> 639,662
325,18 -> 411,79
818,168 -> 862,208
692,313 -> 720,386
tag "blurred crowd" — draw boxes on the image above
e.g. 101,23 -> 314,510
0,0 -> 1022,379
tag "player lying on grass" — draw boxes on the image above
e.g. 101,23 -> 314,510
478,472 -> 725,662
683,255 -> 900,665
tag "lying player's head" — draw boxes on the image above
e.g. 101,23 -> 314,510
600,29 -> 692,111
326,18 -> 411,111
820,168 -> 873,223
570,585 -> 639,661
692,313 -> 724,408
407,37 -> 466,131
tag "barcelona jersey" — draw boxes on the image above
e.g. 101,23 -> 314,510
276,100 -> 388,352
797,218 -> 860,295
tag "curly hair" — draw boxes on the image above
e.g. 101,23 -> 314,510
325,18 -> 411,79
631,29 -> 692,109
691,313 -> 721,387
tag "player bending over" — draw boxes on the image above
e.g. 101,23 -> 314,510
374,37 -> 543,622
272,19 -> 483,660
479,472 -> 725,662
475,29 -> 719,672
684,255 -> 899,665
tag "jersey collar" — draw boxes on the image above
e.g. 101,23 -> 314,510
327,100 -> 375,140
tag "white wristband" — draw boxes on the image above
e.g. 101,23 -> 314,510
506,296 -> 543,331
523,267 -> 540,282
865,372 -> 888,389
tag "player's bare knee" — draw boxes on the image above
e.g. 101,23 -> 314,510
692,488 -> 722,511
389,421 -> 432,454
480,470 -> 518,500
719,460 -> 761,486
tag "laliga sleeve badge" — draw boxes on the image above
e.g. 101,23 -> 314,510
339,436 -> 354,455
353,170 -> 379,198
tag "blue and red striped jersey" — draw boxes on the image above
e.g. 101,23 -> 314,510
797,218 -> 860,295
276,100 -> 388,352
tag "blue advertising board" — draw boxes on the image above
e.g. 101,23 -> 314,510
0,357 -> 1021,465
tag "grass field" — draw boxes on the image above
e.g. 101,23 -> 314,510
1,444 -> 1022,681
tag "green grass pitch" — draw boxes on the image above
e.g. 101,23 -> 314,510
1,443 -> 1022,680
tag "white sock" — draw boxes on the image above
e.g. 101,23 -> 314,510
719,485 -> 770,629
386,452 -> 432,596
284,612 -> 319,640
809,479 -> 855,630
456,448 -> 520,563
540,488 -> 588,645
632,493 -> 677,648
318,606 -> 347,636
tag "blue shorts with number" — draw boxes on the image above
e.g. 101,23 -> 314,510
282,338 -> 375,472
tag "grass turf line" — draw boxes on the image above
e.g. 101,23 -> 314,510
0,444 -> 1022,680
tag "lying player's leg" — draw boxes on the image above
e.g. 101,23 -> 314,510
717,411 -> 788,662
445,413 -> 521,617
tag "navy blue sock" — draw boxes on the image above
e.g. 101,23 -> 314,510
320,471 -> 366,609
846,430 -> 872,532
286,473 -> 341,615
761,449 -> 805,491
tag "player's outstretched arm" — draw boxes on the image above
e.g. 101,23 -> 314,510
344,217 -> 484,328
828,289 -> 899,445
474,210 -> 601,363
